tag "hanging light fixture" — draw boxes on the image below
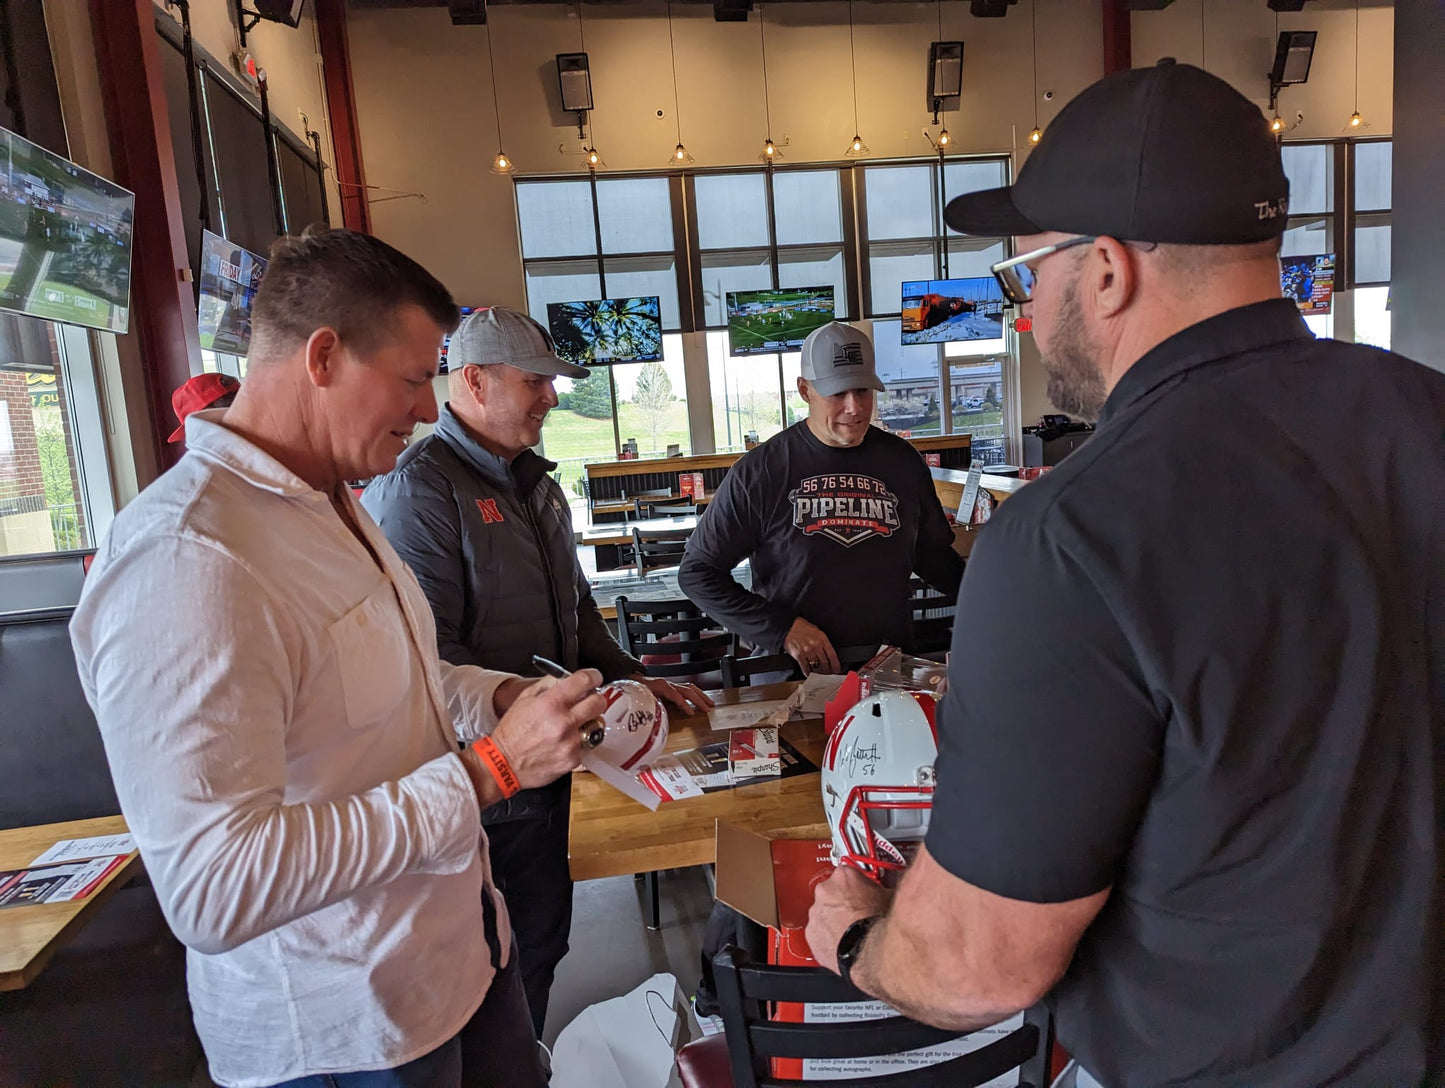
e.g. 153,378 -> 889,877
1346,2 -> 1366,130
756,3 -> 783,163
928,0 -> 954,149
484,10 -> 514,174
573,3 -> 602,170
843,0 -> 869,158
664,1 -> 695,166
1027,0 -> 1043,146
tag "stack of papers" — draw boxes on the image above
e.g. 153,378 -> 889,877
705,674 -> 846,731
0,833 -> 137,910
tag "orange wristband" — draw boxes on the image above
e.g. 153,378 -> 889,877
471,736 -> 521,799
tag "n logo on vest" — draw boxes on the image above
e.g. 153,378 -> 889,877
476,498 -> 505,524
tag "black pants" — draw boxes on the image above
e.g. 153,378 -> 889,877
485,798 -> 574,1039
695,901 -> 769,1017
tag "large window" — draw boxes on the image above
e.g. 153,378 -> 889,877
0,314 -> 112,558
1280,138 -> 1394,345
516,176 -> 689,505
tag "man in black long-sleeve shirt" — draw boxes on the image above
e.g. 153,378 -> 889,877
680,321 -> 962,674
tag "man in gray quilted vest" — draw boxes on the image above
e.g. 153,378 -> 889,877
363,306 -> 709,1041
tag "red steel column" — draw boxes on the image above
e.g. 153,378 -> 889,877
89,0 -> 201,473
1102,0 -> 1132,75
315,0 -> 372,233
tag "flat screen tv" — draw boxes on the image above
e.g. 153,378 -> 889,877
197,230 -> 268,356
900,277 -> 1006,345
0,126 -> 134,333
438,306 -> 478,372
547,295 -> 663,365
725,286 -> 834,357
1281,254 -> 1334,316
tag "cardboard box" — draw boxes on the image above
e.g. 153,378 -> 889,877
714,820 -> 1023,1082
728,726 -> 781,779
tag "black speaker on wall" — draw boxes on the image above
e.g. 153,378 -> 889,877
447,0 -> 487,25
556,53 -> 594,113
968,0 -> 1018,16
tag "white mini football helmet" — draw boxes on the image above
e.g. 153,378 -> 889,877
592,679 -> 669,773
821,690 -> 938,884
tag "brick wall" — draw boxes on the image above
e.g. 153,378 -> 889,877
0,370 -> 45,504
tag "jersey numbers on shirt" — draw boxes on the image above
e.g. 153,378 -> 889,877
789,473 -> 901,547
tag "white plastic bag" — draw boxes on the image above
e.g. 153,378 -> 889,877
549,972 -> 703,1088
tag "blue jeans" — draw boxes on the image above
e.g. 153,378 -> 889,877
262,937 -> 545,1088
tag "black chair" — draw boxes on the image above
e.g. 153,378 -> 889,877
614,596 -> 735,685
639,498 -> 698,519
633,525 -> 695,577
910,577 -> 957,657
0,606 -> 203,1085
698,946 -> 1053,1088
720,652 -> 801,688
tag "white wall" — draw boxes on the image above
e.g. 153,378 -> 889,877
1132,0 -> 1393,140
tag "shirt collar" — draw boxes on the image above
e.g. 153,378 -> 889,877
434,403 -> 557,485
183,410 -> 328,500
1096,299 -> 1311,426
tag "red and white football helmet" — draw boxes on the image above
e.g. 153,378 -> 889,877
821,690 -> 938,884
592,679 -> 669,773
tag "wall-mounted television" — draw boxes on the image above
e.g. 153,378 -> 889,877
900,277 -> 1006,345
0,126 -> 134,333
725,286 -> 835,357
1281,254 -> 1334,316
547,295 -> 663,365
438,306 -> 478,372
197,230 -> 268,356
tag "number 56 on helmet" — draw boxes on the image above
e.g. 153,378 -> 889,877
820,690 -> 939,885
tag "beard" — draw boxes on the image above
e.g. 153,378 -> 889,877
1040,280 -> 1108,421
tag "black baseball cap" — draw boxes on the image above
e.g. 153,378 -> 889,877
944,59 -> 1290,244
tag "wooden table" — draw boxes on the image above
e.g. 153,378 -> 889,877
0,815 -> 140,990
568,683 -> 829,882
581,515 -> 701,572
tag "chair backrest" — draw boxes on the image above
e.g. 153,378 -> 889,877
910,577 -> 957,656
640,498 -> 697,520
633,525 -> 695,577
614,595 -> 735,682
0,607 -> 121,831
712,947 -> 1052,1088
720,652 -> 801,689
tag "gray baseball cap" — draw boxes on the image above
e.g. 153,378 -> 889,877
800,322 -> 883,397
446,306 -> 589,379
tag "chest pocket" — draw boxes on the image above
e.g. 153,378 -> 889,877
327,588 -> 414,731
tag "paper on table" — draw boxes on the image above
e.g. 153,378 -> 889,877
793,673 -> 846,715
31,833 -> 136,866
706,699 -> 790,731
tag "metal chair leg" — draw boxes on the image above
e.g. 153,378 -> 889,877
646,870 -> 661,930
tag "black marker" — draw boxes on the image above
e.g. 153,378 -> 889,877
532,655 -> 606,750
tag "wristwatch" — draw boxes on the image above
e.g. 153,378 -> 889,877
836,915 -> 879,986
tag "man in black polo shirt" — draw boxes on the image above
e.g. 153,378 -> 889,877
805,60 -> 1445,1086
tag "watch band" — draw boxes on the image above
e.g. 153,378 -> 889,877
836,915 -> 879,986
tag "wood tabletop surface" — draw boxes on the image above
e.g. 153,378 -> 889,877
568,683 -> 830,881
0,814 -> 139,991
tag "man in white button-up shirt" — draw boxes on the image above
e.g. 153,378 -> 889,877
70,228 -> 605,1088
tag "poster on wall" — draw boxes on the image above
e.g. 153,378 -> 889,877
1281,254 -> 1334,316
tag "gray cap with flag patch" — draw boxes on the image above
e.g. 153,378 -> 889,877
800,322 -> 883,398
446,306 -> 589,379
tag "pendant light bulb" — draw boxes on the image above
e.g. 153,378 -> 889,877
938,128 -> 951,147
758,137 -> 783,163
1348,111 -> 1363,128
669,142 -> 695,167
491,150 -> 514,175
1028,127 -> 1043,145
844,133 -> 870,158
1270,115 -> 1285,134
